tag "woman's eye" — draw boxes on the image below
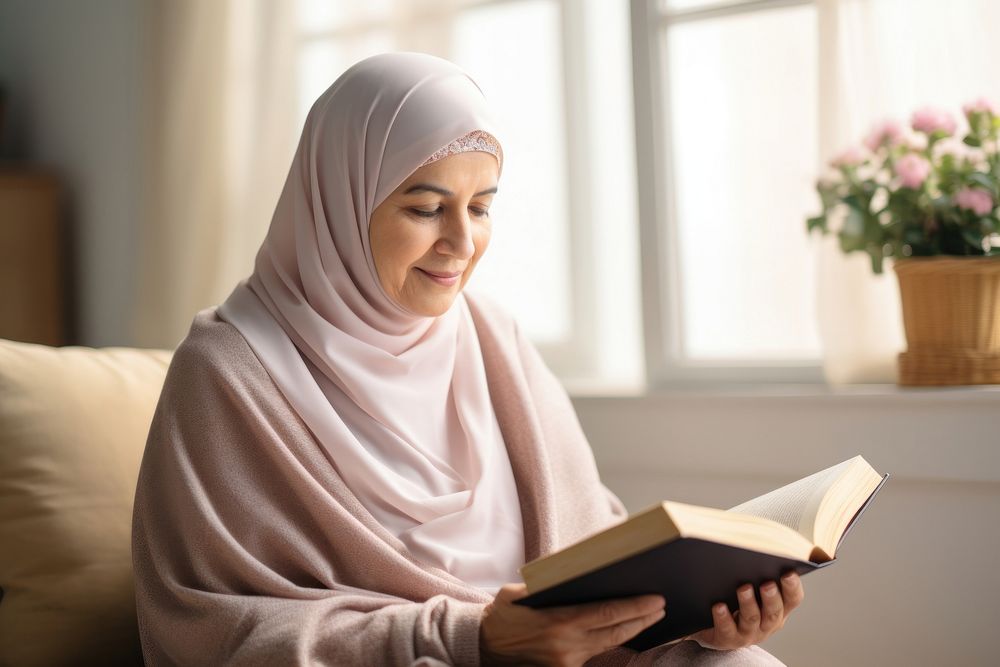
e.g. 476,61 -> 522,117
470,207 -> 489,218
410,207 -> 442,219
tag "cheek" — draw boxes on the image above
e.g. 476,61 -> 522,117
391,233 -> 430,269
374,222 -> 433,284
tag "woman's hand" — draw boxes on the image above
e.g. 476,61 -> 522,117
480,583 -> 666,666
688,572 -> 805,650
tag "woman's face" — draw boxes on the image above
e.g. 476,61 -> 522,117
369,151 -> 498,317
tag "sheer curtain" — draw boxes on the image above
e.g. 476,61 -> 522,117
132,0 -> 298,349
814,0 -> 1000,383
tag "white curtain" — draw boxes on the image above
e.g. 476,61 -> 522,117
814,0 -> 1000,383
132,0 -> 298,349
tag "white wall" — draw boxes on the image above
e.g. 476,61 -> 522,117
0,0 -> 145,347
575,388 -> 1000,666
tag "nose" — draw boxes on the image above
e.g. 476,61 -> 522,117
436,209 -> 475,260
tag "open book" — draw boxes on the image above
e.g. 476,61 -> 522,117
515,456 -> 888,650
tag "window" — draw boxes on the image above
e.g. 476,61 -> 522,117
296,0 -> 642,384
633,0 -> 825,387
299,0 -> 637,376
294,0 -> 842,389
298,1 -> 571,346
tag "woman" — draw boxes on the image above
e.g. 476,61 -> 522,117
132,52 -> 802,666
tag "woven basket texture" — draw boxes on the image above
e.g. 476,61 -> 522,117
894,257 -> 1000,386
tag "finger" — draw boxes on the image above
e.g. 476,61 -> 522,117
567,594 -> 665,630
710,602 -> 739,647
780,572 -> 804,613
736,584 -> 761,635
588,608 -> 666,649
759,581 -> 785,634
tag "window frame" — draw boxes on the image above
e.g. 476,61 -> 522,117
630,0 -> 826,390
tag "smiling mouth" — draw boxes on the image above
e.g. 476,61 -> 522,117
416,268 -> 463,286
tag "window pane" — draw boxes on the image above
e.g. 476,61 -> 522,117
295,0 -> 570,346
452,0 -> 571,345
664,5 -> 822,361
297,32 -> 394,125
297,0 -> 393,33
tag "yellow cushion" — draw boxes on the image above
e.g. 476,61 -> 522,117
0,339 -> 171,666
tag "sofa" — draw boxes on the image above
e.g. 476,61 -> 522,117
0,337 -> 171,666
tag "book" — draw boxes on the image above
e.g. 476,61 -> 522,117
514,455 -> 888,651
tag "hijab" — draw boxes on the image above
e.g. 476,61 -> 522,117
216,53 -> 524,589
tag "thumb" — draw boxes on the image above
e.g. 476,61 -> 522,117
495,582 -> 529,603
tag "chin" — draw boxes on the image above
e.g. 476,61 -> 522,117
406,293 -> 460,318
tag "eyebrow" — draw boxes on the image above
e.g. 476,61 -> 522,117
403,183 -> 498,197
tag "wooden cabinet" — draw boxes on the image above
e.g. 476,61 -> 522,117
0,169 -> 65,346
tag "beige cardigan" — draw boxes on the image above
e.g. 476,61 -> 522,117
132,294 -> 782,666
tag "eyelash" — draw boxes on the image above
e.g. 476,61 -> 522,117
409,206 -> 490,220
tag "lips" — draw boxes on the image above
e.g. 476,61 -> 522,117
416,268 -> 463,286
420,269 -> 462,279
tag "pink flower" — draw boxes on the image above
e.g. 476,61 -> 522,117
895,153 -> 931,189
963,97 -> 998,117
911,107 -> 957,136
864,120 -> 904,151
954,187 -> 994,216
830,146 -> 865,168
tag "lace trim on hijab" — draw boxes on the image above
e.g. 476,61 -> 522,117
421,130 -> 503,168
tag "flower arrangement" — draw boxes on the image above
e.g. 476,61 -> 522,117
807,99 -> 1000,274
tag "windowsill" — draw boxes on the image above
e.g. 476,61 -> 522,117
564,379 -> 1000,403
568,380 -> 1000,485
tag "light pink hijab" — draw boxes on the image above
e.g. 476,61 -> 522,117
217,53 -> 524,589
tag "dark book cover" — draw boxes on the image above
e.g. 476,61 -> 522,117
515,474 -> 888,651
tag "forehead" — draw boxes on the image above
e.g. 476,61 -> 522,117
398,151 -> 500,192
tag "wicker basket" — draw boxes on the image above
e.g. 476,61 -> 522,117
894,257 -> 1000,386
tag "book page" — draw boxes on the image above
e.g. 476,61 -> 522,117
727,459 -> 855,542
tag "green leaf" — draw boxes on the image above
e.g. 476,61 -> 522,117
962,229 -> 985,251
863,214 -> 884,244
839,207 -> 867,252
968,172 -> 999,195
904,227 -> 927,245
806,215 -> 827,234
843,194 -> 867,213
964,135 -> 983,147
844,206 -> 864,234
819,191 -> 840,210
